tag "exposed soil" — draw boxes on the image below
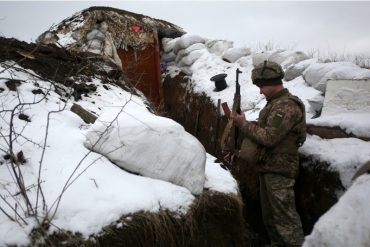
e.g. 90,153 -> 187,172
0,37 -> 135,100
36,191 -> 247,247
162,74 -> 228,158
295,158 -> 343,234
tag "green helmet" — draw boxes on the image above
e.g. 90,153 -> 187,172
251,60 -> 284,87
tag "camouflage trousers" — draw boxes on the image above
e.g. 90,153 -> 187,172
259,173 -> 304,247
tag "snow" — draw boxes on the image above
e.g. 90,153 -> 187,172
308,113 -> 370,138
299,135 -> 370,188
0,61 -> 237,246
204,154 -> 238,194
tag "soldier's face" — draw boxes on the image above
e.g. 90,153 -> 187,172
259,85 -> 276,98
259,84 -> 283,99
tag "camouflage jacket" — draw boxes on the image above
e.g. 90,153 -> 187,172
240,89 -> 306,178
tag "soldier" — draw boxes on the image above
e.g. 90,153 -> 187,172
233,60 -> 306,247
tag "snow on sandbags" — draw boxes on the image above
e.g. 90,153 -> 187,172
269,50 -> 309,68
178,50 -> 206,68
285,58 -> 318,81
303,175 -> 370,247
162,37 -> 177,53
170,34 -> 207,75
222,47 -> 251,63
175,43 -> 206,64
252,50 -> 309,69
280,51 -> 309,69
252,51 -> 274,66
236,56 -> 253,68
161,37 -> 178,63
303,62 -> 370,93
173,34 -> 205,54
205,39 -> 234,56
84,105 -> 206,195
161,52 -> 176,63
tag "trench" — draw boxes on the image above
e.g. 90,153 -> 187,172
162,73 -> 344,245
1,36 -> 343,245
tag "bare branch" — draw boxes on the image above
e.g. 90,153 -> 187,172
0,194 -> 27,225
48,95 -> 133,221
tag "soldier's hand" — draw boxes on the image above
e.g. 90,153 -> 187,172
223,151 -> 231,162
232,111 -> 246,127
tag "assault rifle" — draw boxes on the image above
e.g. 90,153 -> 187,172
221,68 -> 242,166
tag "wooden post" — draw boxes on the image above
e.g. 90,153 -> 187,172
214,99 -> 221,154
70,103 -> 97,124
194,110 -> 200,137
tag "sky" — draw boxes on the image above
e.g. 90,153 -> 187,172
1,1 -> 370,57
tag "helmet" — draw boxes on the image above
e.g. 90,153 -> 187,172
251,60 -> 284,87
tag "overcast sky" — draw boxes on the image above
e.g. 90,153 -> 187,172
1,1 -> 370,57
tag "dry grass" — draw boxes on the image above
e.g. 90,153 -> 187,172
33,191 -> 250,247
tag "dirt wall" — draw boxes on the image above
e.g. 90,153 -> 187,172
162,74 -> 228,158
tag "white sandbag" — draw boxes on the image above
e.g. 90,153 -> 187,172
284,58 -> 318,81
280,51 -> 309,69
84,106 -> 206,195
175,43 -> 206,63
206,39 -> 234,56
173,34 -> 205,54
236,56 -> 253,68
268,50 -> 296,65
161,51 -> 176,63
303,62 -> 370,93
162,37 -> 178,53
178,50 -> 204,67
252,51 -> 274,66
222,47 -> 251,63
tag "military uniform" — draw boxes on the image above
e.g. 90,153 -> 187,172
239,61 -> 306,247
